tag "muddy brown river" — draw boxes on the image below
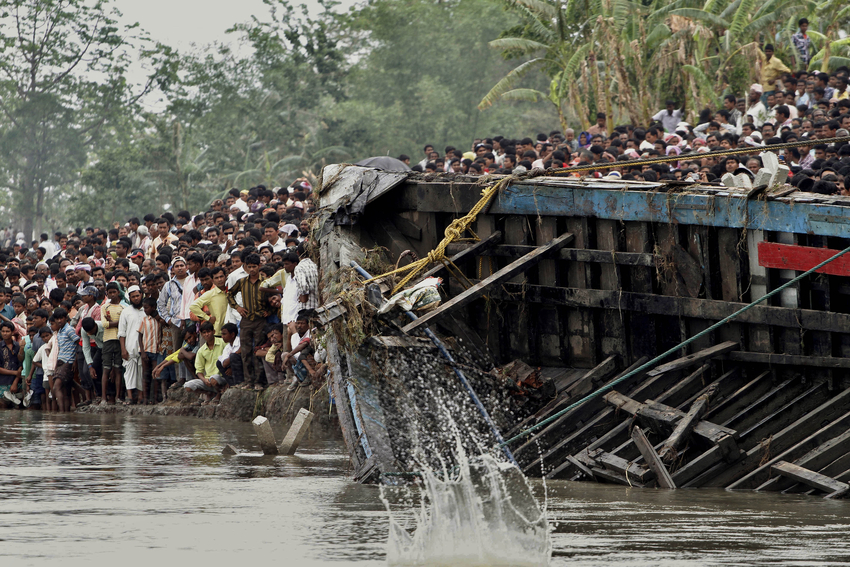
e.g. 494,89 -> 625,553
3,412 -> 850,566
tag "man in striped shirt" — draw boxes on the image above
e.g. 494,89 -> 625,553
139,297 -> 163,404
226,253 -> 269,390
51,307 -> 79,412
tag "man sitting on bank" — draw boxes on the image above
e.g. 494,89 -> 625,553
183,321 -> 227,404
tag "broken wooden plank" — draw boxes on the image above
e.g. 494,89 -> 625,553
710,386 -> 850,489
541,363 -> 722,478
417,231 -> 503,282
647,342 -> 739,377
722,351 -> 850,369
444,242 -> 658,266
514,357 -> 646,464
658,393 -> 710,463
565,455 -> 594,479
591,466 -> 646,487
758,427 -> 850,492
597,451 -> 655,484
604,391 -> 737,444
770,461 -> 850,494
402,232 -> 574,333
631,426 -> 676,489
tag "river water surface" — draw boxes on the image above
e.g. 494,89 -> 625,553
3,412 -> 850,566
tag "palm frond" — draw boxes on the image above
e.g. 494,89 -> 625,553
702,0 -> 728,15
719,0 -> 741,20
489,37 -> 550,53
668,8 -> 728,28
499,88 -> 549,102
505,0 -> 558,18
808,38 -> 850,63
645,23 -> 672,48
564,43 -> 592,79
478,58 -> 547,110
729,0 -> 756,38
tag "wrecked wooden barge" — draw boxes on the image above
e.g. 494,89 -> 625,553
316,164 -> 850,498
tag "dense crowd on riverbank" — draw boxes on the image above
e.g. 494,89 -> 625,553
407,64 -> 850,195
4,48 -> 850,413
0,183 -> 325,411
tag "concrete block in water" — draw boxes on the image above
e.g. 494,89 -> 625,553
279,408 -> 314,455
222,444 -> 239,456
252,415 -> 280,455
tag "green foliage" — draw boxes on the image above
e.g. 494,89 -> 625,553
1,0 -> 847,235
0,0 -> 163,236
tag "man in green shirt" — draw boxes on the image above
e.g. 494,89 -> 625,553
183,321 -> 227,404
189,267 -> 228,336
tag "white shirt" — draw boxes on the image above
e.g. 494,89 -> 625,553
219,336 -> 241,364
652,108 -> 684,133
118,305 -> 145,358
40,240 -> 56,260
224,266 -> 247,324
260,238 -> 287,253
290,329 -> 310,360
233,199 -> 249,213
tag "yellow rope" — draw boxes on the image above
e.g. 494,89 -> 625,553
365,175 -> 514,294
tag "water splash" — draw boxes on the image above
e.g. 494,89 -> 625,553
383,442 -> 551,567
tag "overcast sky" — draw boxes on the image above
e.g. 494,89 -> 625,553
114,0 -> 345,50
112,0 -> 357,109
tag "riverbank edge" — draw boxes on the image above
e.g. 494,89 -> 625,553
74,382 -> 342,439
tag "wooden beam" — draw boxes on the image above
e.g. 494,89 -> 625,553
445,242 -> 658,267
758,241 -> 850,277
770,461 -> 849,494
597,451 -> 655,484
658,393 -> 710,463
758,427 -> 850,492
631,426 -> 677,488
484,283 -> 850,335
391,214 -> 422,241
402,232 -> 574,333
708,386 -> 850,489
647,342 -> 739,377
722,351 -> 850,369
417,231 -> 503,281
604,391 -> 737,449
513,357 -> 643,463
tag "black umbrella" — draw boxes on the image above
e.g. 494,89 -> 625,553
355,156 -> 411,171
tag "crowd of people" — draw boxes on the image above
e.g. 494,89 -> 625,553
4,23 -> 850,413
0,182 -> 326,411
401,24 -> 850,195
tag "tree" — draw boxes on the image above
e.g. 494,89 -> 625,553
0,0 -> 169,238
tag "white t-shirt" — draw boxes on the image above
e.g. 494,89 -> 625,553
290,329 -> 310,361
219,337 -> 241,364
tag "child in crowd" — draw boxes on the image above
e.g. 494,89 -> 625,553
138,297 -> 164,404
100,282 -> 124,405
